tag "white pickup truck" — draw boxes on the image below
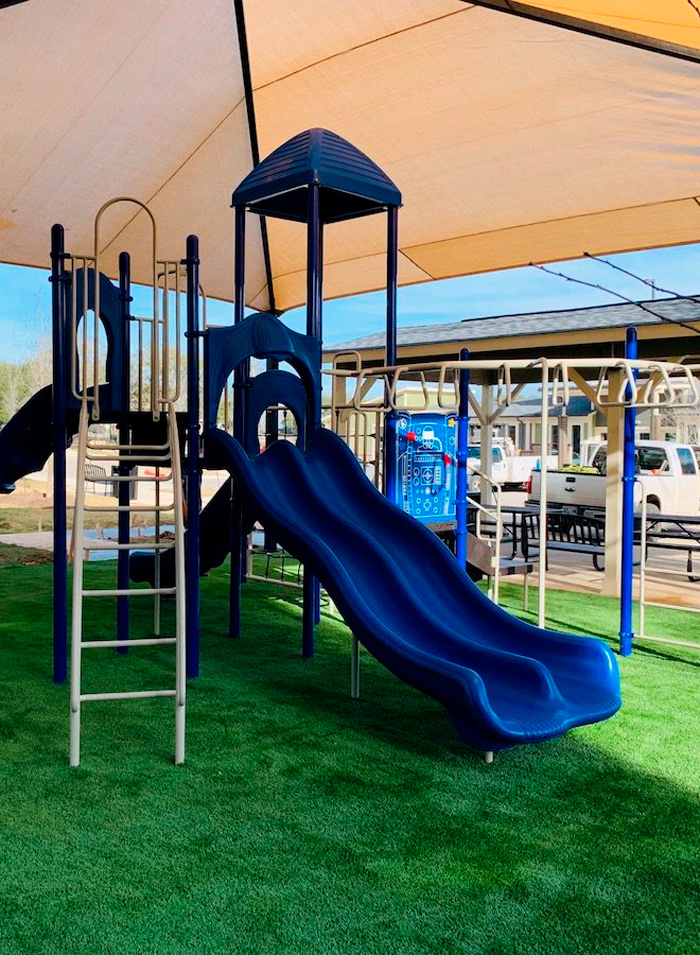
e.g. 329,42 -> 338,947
468,445 -> 557,491
528,441 -> 700,516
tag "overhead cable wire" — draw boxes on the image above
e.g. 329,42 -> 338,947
583,251 -> 700,308
529,262 -> 700,337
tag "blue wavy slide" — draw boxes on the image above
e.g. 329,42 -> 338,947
0,385 -> 69,493
206,427 -> 621,753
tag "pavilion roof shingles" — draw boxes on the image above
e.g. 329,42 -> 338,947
323,295 -> 700,353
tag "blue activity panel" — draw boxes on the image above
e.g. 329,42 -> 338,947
395,412 -> 456,523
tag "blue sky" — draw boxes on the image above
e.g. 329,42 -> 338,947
2,242 -> 700,362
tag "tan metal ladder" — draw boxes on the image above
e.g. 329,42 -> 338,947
69,401 -> 186,766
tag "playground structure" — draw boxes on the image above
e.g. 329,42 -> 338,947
1,201 -> 191,765
21,126 -> 700,761
327,346 -> 700,649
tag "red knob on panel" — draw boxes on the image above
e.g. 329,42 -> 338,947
407,431 -> 416,441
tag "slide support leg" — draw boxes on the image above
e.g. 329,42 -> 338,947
302,569 -> 315,658
351,636 -> 360,699
229,487 -> 242,639
314,577 -> 321,625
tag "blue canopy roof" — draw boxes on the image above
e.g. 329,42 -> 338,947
233,128 -> 401,224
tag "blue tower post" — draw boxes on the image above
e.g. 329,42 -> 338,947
383,206 -> 399,503
229,206 -> 246,639
313,221 -> 324,626
619,326 -> 638,656
302,182 -> 322,657
50,224 -> 68,683
117,252 -> 132,651
455,348 -> 470,569
263,356 -> 279,555
185,234 -> 201,676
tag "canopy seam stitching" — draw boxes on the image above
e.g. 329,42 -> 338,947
251,7 -> 476,93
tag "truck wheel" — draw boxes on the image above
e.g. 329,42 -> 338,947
645,498 -> 661,514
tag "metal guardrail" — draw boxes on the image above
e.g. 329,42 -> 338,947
327,354 -> 700,629
636,487 -> 700,651
69,198 -> 207,423
328,355 -> 700,416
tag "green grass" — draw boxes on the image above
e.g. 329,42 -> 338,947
0,561 -> 699,954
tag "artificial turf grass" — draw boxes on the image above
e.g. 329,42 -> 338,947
0,562 -> 699,954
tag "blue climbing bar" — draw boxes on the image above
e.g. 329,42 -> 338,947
383,205 -> 399,504
619,325 -> 638,657
50,223 -> 68,684
455,348 -> 470,569
185,234 -> 201,676
117,251 -> 132,651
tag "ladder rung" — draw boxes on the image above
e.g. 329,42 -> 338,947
87,442 -> 170,452
79,690 -> 177,702
81,638 -> 177,649
83,587 -> 176,597
102,473 -> 173,483
83,541 -> 175,552
86,452 -> 171,463
83,504 -> 174,513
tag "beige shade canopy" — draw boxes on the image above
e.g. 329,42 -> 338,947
1,1 -> 700,311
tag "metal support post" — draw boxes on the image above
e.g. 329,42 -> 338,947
620,326 -> 638,656
383,206 -> 399,503
301,184 -> 322,658
455,348 -> 470,569
263,356 -> 279,552
117,252 -> 132,650
480,384 -> 493,507
51,224 -> 68,683
229,486 -> 242,639
351,636 -> 360,699
230,207 -> 246,638
185,235 -> 201,676
537,362 -> 549,628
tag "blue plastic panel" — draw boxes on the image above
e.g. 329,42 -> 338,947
395,411 -> 457,523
